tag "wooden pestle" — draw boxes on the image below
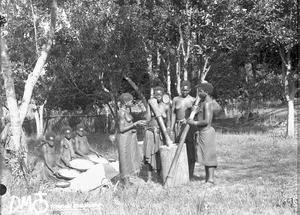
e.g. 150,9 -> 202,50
148,98 -> 173,146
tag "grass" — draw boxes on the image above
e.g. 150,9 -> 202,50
0,131 -> 297,215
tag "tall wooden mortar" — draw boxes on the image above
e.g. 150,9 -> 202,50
159,143 -> 189,187
163,96 -> 201,188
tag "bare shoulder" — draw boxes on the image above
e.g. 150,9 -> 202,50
118,110 -> 125,118
172,96 -> 180,102
204,101 -> 214,111
188,95 -> 196,102
172,96 -> 181,105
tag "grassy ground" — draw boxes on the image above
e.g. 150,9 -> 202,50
0,131 -> 297,215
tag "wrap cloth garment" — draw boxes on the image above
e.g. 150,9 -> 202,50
194,127 -> 217,166
42,144 -> 61,182
174,120 -> 196,164
116,110 -> 141,178
143,126 -> 163,171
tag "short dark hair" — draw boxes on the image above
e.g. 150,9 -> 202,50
119,93 -> 133,104
76,124 -> 85,131
153,86 -> 165,94
197,82 -> 213,95
63,126 -> 72,134
45,131 -> 56,140
181,80 -> 191,88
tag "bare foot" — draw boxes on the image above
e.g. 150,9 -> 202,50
203,180 -> 215,188
200,180 -> 207,184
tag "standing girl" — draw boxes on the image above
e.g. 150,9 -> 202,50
187,82 -> 217,185
117,93 -> 146,186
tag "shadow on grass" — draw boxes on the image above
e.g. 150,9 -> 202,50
219,160 -> 296,184
190,175 -> 206,182
213,117 -> 285,134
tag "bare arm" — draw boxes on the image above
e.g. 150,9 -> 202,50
170,98 -> 177,132
60,154 -> 71,168
144,104 -> 152,122
192,103 -> 213,127
166,104 -> 171,129
69,139 -> 76,158
85,137 -> 99,155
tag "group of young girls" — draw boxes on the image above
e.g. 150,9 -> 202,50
116,81 -> 218,187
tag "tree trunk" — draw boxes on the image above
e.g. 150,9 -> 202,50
175,40 -> 181,95
43,108 -> 51,134
1,39 -> 22,151
176,57 -> 181,95
245,96 -> 253,120
108,85 -> 117,120
107,101 -> 117,130
161,52 -> 171,95
39,103 -> 44,135
144,43 -> 155,97
18,0 -> 57,125
34,108 -> 40,137
223,106 -> 228,117
196,33 -> 202,80
179,29 -> 190,81
30,0 -> 39,56
284,68 -> 295,138
34,104 -> 45,138
180,2 -> 191,81
286,97 -> 294,137
157,47 -> 161,74
198,55 -> 211,82
147,53 -> 154,97
0,0 -> 57,178
280,47 -> 295,137
1,39 -> 28,179
166,57 -> 171,95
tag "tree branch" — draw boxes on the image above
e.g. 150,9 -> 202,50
279,46 -> 288,68
30,0 -> 39,57
123,75 -> 147,108
19,0 -> 57,124
179,24 -> 185,57
200,55 -> 211,81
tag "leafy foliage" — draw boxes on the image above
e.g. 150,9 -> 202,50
1,0 -> 298,123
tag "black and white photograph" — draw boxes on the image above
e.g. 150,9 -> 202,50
0,0 -> 298,214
